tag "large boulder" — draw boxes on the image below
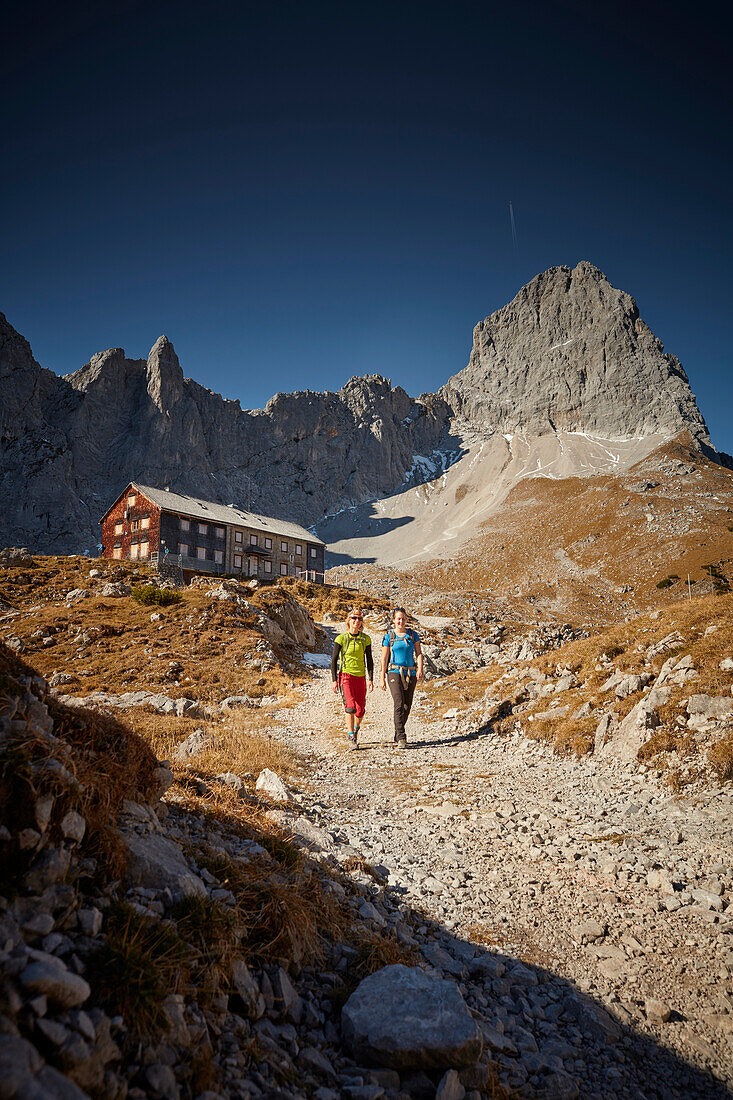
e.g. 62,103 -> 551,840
597,655 -> 675,764
687,694 -> 733,723
123,832 -> 206,899
342,964 -> 482,1070
99,581 -> 131,597
263,595 -> 318,649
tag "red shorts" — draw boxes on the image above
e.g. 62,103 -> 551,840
339,673 -> 366,719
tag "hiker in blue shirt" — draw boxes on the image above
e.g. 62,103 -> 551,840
379,607 -> 423,748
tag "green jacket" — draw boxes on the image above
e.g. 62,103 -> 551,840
332,631 -> 372,677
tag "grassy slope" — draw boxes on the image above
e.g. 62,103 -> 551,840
0,555 -> 391,771
419,439 -> 733,625
0,556 -> 391,697
420,592 -> 733,786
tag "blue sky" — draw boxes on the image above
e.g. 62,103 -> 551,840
2,1 -> 731,451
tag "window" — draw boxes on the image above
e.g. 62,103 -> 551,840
113,547 -> 122,560
197,547 -> 207,560
264,537 -> 272,549
130,543 -> 139,560
114,522 -> 123,535
249,534 -> 258,546
264,560 -> 272,574
179,543 -> 188,557
310,547 -> 317,559
280,563 -> 288,575
214,550 -> 223,564
141,516 -> 150,530
280,541 -> 288,552
180,518 -> 190,531
215,526 -> 225,539
127,494 -> 136,506
295,543 -> 302,556
131,519 -> 140,531
234,554 -> 242,568
198,523 -> 207,534
235,531 -> 243,543
139,540 -> 149,558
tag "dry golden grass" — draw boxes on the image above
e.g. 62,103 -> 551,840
0,641 -> 159,885
419,437 -> 733,625
709,733 -> 733,781
128,704 -> 301,786
0,555 -> 309,705
257,575 -> 391,622
190,841 -> 349,968
527,716 -> 595,756
348,927 -> 420,984
637,729 -> 697,764
205,709 -> 300,777
87,902 -> 192,1034
464,920 -> 558,973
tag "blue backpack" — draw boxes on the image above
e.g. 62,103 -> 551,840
387,628 -> 418,676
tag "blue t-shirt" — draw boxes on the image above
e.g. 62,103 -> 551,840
383,629 -> 419,674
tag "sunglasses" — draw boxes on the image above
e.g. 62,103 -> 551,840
349,615 -> 363,621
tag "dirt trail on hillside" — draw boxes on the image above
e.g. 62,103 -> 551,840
270,647 -> 733,1099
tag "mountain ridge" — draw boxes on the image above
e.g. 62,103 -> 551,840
0,261 -> 724,554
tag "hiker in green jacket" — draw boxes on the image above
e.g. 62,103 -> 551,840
331,608 -> 374,748
380,606 -> 423,748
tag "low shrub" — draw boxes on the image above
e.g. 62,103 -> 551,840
131,584 -> 182,607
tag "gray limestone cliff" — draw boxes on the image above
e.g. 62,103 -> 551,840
440,261 -> 712,446
0,261 -> 720,553
0,314 -> 449,552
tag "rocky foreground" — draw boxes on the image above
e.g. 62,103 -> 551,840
264,654 -> 733,1099
2,557 -> 733,1099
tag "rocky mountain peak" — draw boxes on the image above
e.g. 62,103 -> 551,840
440,261 -> 711,446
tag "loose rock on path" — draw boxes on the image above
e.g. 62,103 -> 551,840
269,645 -> 733,1099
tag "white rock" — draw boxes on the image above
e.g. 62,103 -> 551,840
60,812 -> 86,842
435,1068 -> 466,1100
77,908 -> 103,936
358,901 -> 386,926
256,768 -> 292,803
232,960 -> 264,1019
172,728 -> 212,762
20,959 -> 91,1008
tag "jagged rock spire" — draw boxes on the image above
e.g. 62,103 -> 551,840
146,335 -> 184,413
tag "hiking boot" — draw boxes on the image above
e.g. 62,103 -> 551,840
348,732 -> 358,749
396,738 -> 407,750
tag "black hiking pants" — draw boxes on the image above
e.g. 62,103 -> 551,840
387,671 -> 416,743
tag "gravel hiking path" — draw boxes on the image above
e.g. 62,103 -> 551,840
269,634 -> 733,1099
